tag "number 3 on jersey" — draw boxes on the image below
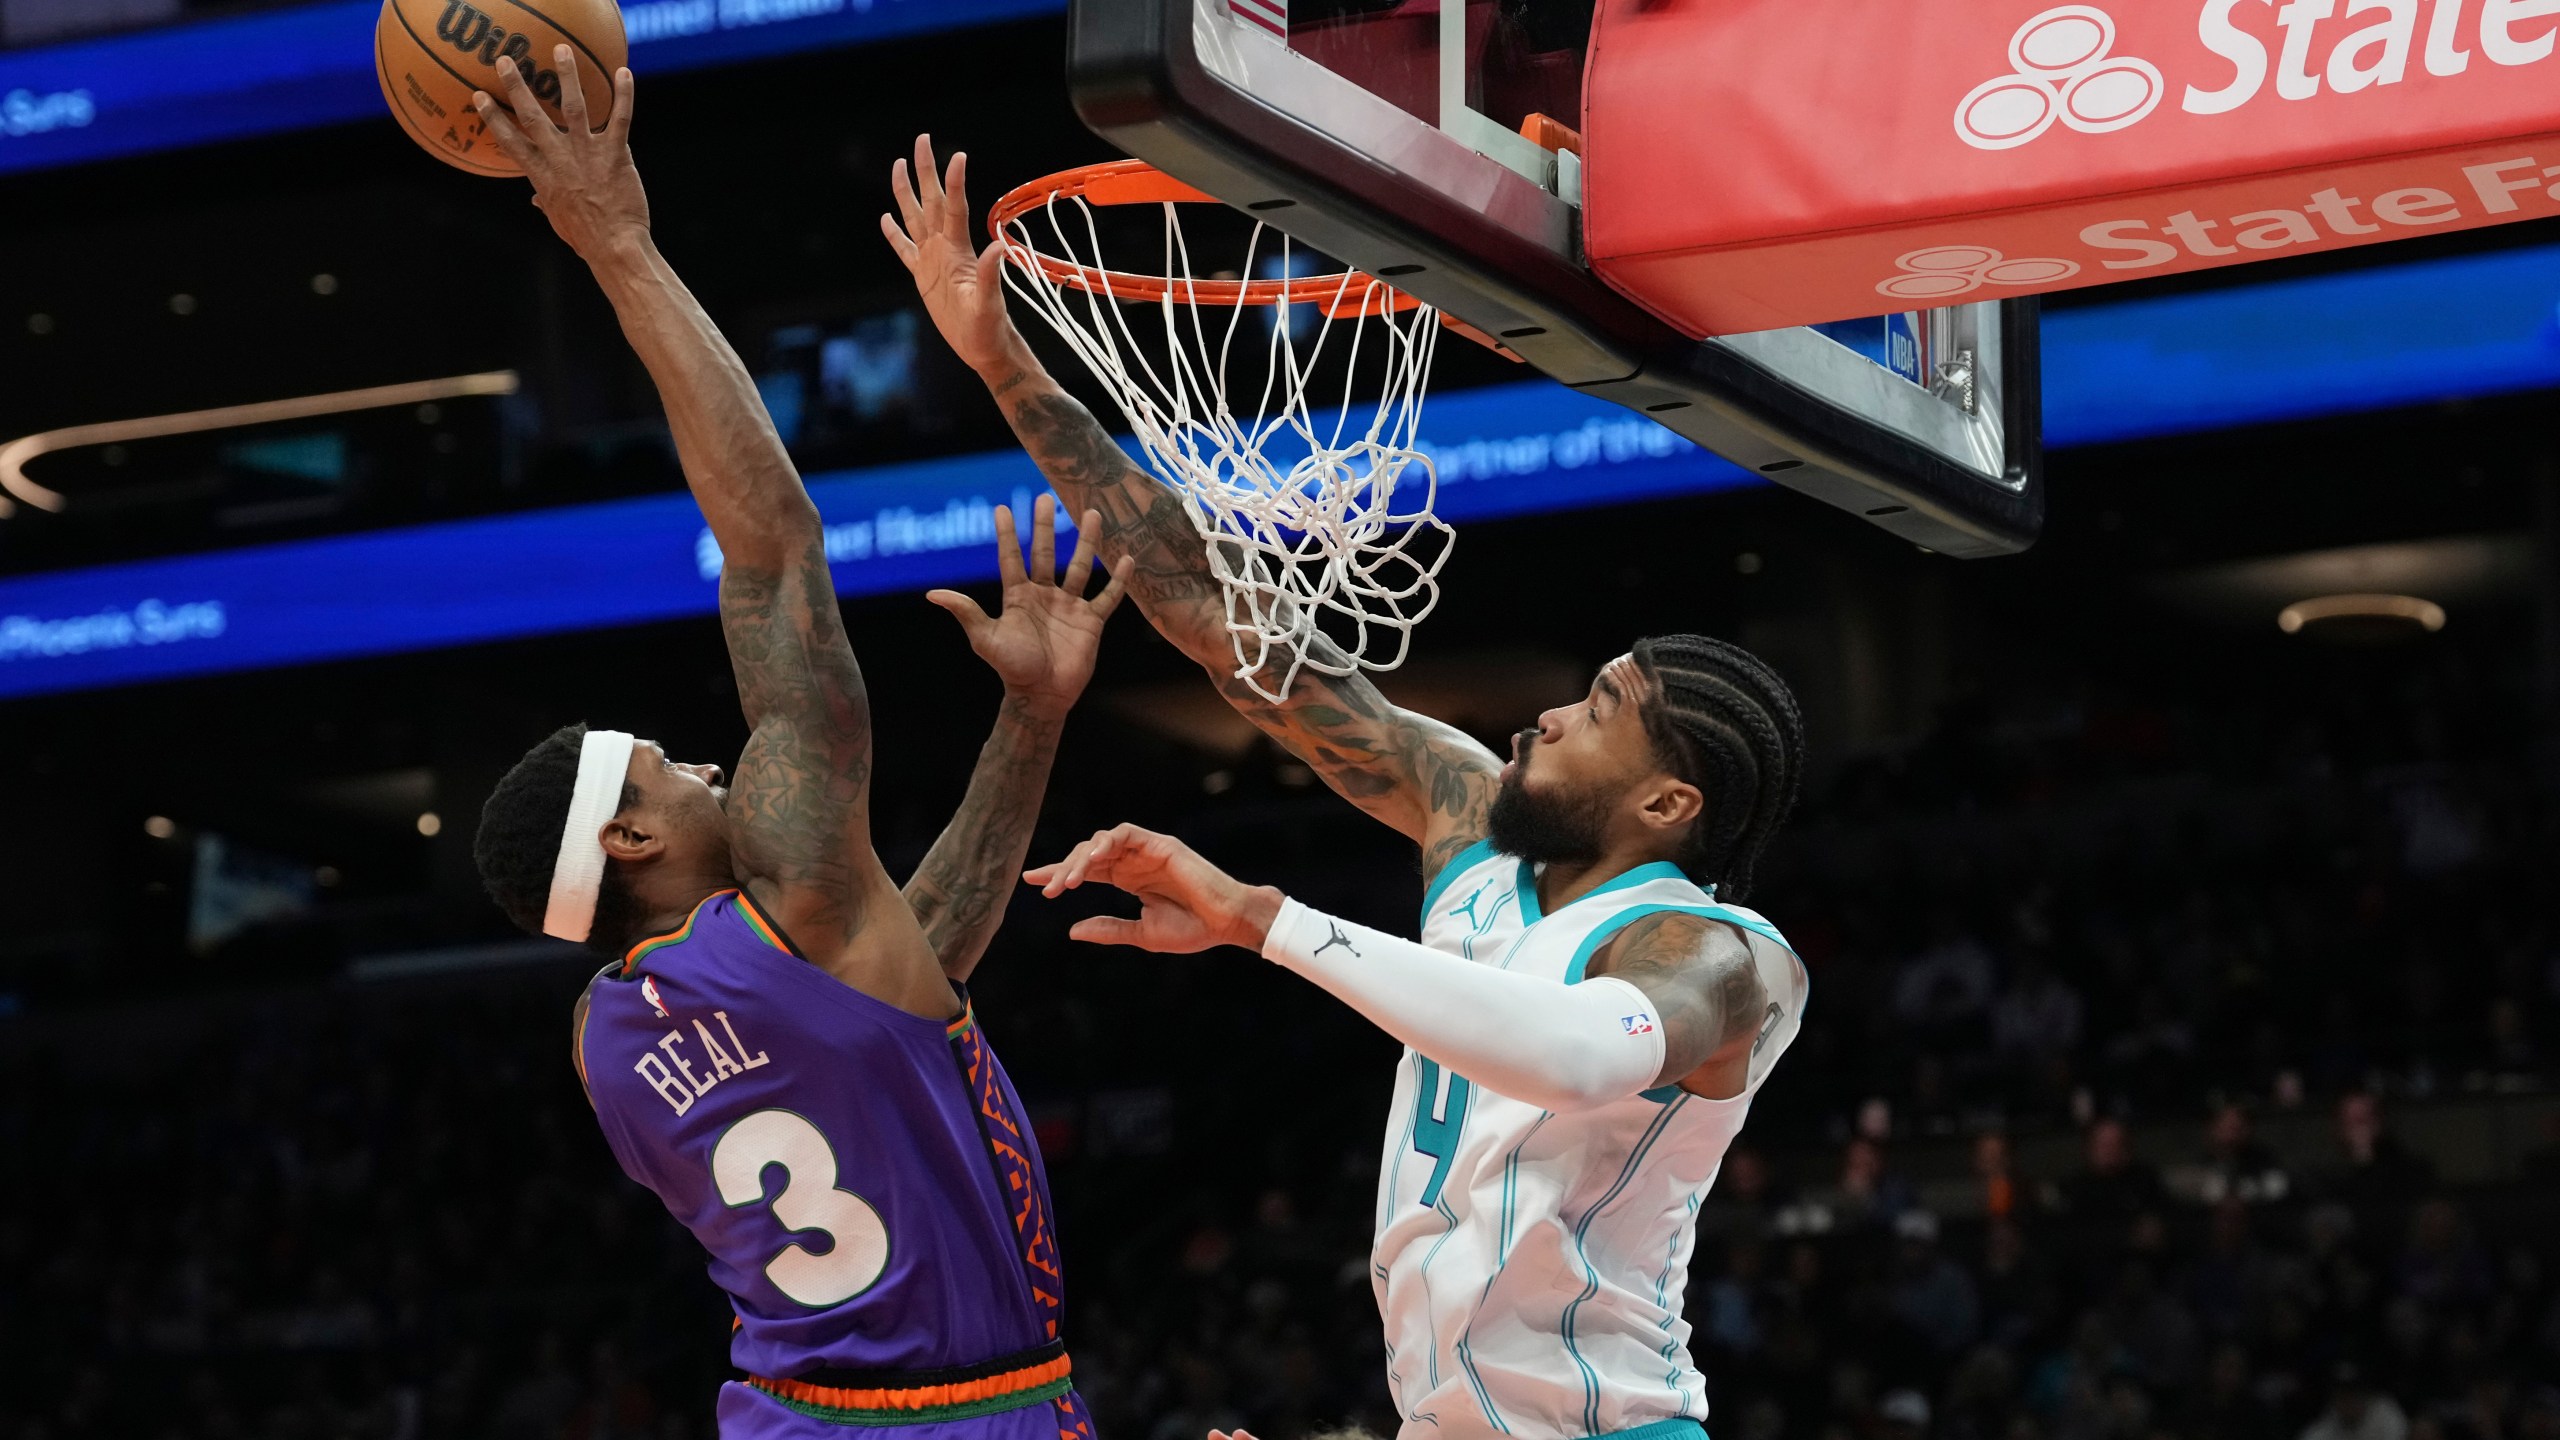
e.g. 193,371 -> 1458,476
1411,1059 -> 1472,1208
712,1109 -> 891,1307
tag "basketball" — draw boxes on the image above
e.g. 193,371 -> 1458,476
374,0 -> 629,176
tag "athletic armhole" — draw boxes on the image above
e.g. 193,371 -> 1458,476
1567,904 -> 1799,1105
570,982 -> 598,1108
1419,838 -> 1501,928
730,886 -> 807,959
1563,904 -> 1797,981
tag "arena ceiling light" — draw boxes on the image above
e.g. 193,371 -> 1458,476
2151,535 -> 2528,627
0,371 -> 520,518
2277,593 -> 2447,637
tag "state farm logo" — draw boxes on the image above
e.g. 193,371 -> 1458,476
1957,6 -> 2166,149
1955,7 -> 2160,148
1877,245 -> 2080,300
1958,0 -> 2560,151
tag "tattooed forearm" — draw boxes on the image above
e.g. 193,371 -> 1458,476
993,383 -> 1225,625
719,537 -> 876,939
985,368 -> 1500,856
1592,912 -> 1767,1084
903,697 -> 1064,982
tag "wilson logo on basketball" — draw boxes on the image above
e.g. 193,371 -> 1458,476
1959,0 -> 2560,151
434,0 -> 566,102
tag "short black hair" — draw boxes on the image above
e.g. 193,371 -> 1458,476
1629,634 -> 1805,902
474,723 -> 642,958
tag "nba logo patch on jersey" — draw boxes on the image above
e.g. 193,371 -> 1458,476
1621,1012 -> 1656,1036
643,976 -> 669,1018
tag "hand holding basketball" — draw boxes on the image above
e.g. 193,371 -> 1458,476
883,134 -> 1019,378
474,50 -> 648,262
1025,824 -> 1285,954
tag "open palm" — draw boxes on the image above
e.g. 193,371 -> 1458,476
931,495 -> 1132,716
882,133 -> 1016,376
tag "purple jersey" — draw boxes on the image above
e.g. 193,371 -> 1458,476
578,889 -> 1069,1381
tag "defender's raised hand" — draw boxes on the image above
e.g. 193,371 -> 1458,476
929,496 -> 1135,719
474,49 -> 648,261
882,134 -> 1020,378
1025,824 -> 1283,954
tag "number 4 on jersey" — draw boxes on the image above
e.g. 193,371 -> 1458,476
1411,1058 -> 1472,1208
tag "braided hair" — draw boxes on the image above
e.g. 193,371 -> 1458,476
474,723 -> 643,958
1629,634 -> 1805,901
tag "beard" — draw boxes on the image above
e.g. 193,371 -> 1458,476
1485,738 -> 1617,866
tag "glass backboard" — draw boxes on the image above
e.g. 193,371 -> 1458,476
1069,0 -> 2044,555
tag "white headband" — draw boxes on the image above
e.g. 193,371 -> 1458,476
543,729 -> 638,943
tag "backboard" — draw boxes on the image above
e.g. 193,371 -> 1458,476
1067,0 -> 2044,556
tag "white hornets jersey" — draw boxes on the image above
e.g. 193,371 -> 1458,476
1375,842 -> 1808,1440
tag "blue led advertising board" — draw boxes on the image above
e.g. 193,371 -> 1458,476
0,0 -> 1061,176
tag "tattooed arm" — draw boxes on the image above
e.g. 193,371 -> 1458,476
884,137 -> 1501,876
1027,825 -> 1782,1105
904,498 -> 1130,980
1586,911 -> 1773,1100
904,699 -> 1061,981
483,57 -> 947,1017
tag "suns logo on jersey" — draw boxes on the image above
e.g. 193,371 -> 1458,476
643,976 -> 669,1018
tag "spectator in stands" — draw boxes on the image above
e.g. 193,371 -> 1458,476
1993,952 -> 2085,1062
2182,1341 -> 2272,1440
1892,909 -> 1996,1037
1971,1132 -> 2019,1222
2300,1363 -> 2410,1440
1826,1135 -> 1917,1231
2056,1118 -> 2164,1230
1887,1211 -> 1980,1360
2199,1101 -> 2290,1205
2330,1092 -> 2435,1220
2397,1199 -> 2495,1319
1975,1218 -> 2057,1352
1873,1388 -> 1931,1440
2182,1197 -> 2277,1343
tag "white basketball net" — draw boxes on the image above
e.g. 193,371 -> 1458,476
999,192 -> 1450,704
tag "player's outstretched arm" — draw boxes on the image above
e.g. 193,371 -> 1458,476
883,136 -> 1500,877
479,57 -> 941,1014
1030,825 -> 1768,1106
904,498 -> 1131,981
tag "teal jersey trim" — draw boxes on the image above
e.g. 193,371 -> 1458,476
1564,903 -> 1799,985
1592,1420 -> 1707,1440
1516,856 -> 1695,931
1384,1054 -> 1426,1230
1417,1196 -> 1464,1389
1420,839 -> 1501,927
1561,1097 -> 1688,1434
1453,1109 -> 1553,1436
1657,1195 -> 1702,1417
1572,861 -> 1690,909
1564,903 -> 1687,986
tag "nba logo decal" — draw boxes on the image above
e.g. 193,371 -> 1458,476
1622,1013 -> 1656,1036
643,976 -> 669,1018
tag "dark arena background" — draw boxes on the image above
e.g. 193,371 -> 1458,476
6,2 -> 2560,1438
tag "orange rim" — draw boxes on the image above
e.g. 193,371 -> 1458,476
989,159 -> 1423,318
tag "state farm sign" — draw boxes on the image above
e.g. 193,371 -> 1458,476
1582,0 -> 2560,336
